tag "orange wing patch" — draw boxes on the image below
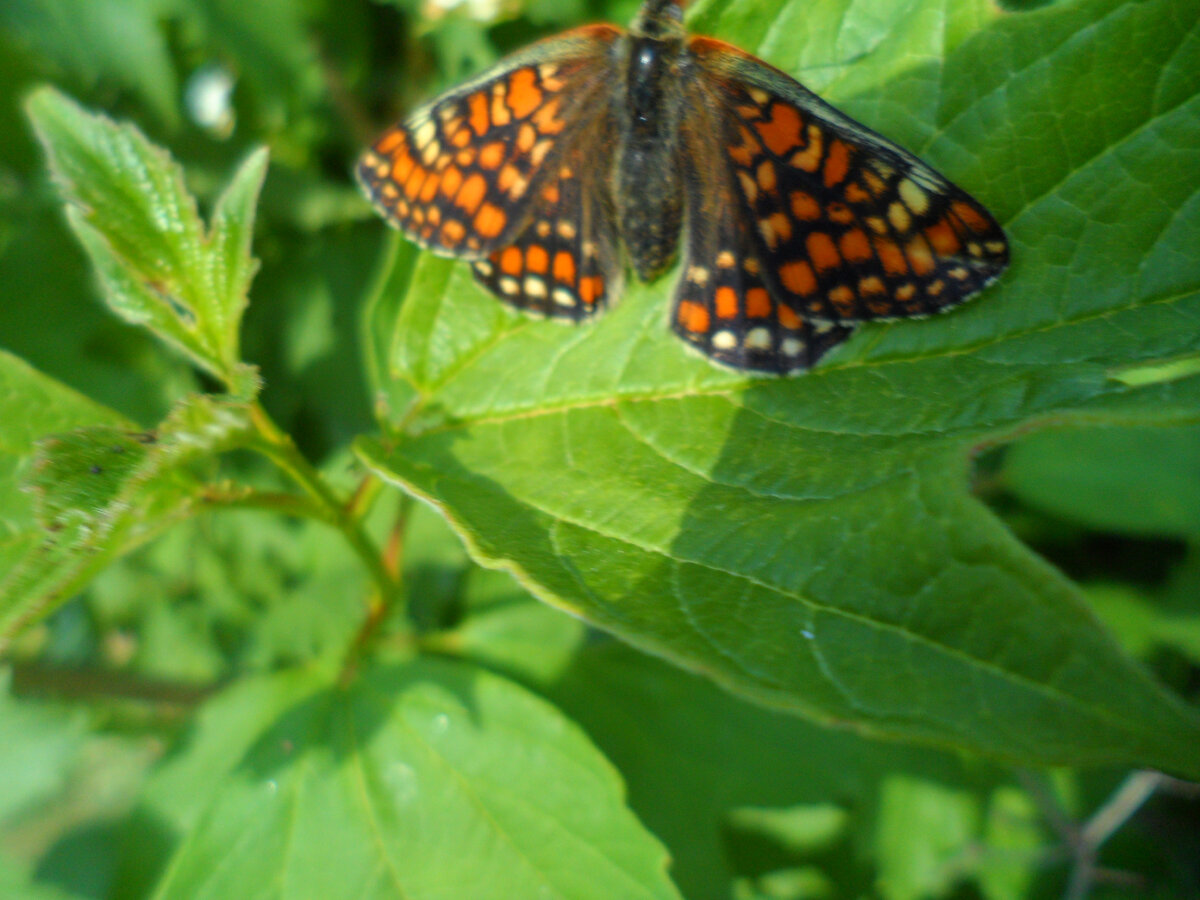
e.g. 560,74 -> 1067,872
674,100 -> 856,374
357,30 -> 618,258
689,42 -> 1009,323
472,139 -> 621,322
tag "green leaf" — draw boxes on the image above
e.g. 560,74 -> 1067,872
362,234 -> 421,430
0,355 -> 255,651
408,502 -> 588,680
86,484 -> 375,680
0,672 -> 87,822
0,188 -> 184,424
121,659 -> 680,900
541,636 -> 1064,900
874,776 -> 979,900
0,0 -> 180,128
977,787 -> 1042,900
0,722 -> 154,900
24,390 -> 254,540
1086,581 -> 1200,666
544,639 -> 973,899
0,856 -> 87,900
1001,423 -> 1200,538
27,428 -> 159,533
447,567 -> 587,683
245,223 -> 379,444
358,0 -> 1200,775
25,87 -> 268,384
183,0 -> 325,149
0,352 -> 131,649
726,805 -> 850,857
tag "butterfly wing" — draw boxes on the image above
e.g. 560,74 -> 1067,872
357,25 -> 621,259
689,37 -> 1009,325
472,131 -> 623,320
672,82 -> 855,373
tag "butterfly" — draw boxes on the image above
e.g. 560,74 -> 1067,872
357,0 -> 1008,374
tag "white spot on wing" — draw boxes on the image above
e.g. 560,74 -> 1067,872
712,330 -> 737,350
745,327 -> 771,350
898,179 -> 930,215
413,119 -> 436,148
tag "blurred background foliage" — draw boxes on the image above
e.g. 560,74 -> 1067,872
0,0 -> 1198,898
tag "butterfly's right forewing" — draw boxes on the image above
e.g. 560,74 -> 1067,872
356,25 -> 621,259
689,37 -> 1009,326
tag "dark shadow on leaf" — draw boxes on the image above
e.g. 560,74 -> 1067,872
108,807 -> 178,900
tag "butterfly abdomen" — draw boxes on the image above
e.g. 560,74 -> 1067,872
614,35 -> 686,281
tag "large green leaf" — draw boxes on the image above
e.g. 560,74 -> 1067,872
358,0 -> 1200,775
114,659 -> 680,900
441,568 -> 1050,899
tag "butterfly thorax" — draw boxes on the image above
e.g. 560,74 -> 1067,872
613,20 -> 687,282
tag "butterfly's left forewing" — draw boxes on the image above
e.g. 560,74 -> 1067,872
689,37 -> 1009,326
357,25 -> 620,259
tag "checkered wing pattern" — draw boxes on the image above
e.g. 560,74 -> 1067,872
691,37 -> 1009,325
356,25 -> 620,259
472,135 -> 623,320
673,110 -> 854,372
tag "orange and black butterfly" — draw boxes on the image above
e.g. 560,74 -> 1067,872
357,0 -> 1008,374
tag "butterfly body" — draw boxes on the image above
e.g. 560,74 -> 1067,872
614,21 -> 688,280
358,0 -> 1009,374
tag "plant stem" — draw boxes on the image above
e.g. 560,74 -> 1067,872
1079,771 -> 1163,849
346,473 -> 384,521
246,403 -> 401,614
341,495 -> 415,683
199,484 -> 330,520
1019,769 -> 1163,900
12,662 -> 217,708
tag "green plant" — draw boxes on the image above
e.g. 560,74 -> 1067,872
1,0 -> 1198,897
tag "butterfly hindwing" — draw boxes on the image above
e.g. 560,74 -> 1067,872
472,134 -> 623,320
690,37 -> 1009,325
356,25 -> 621,259
673,93 -> 855,374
